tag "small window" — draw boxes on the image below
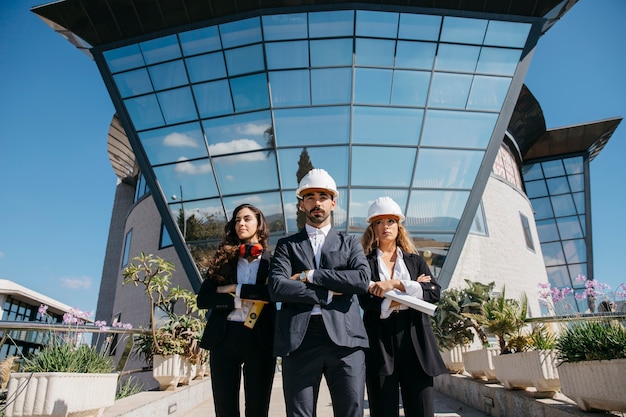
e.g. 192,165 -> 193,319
160,223 -> 173,249
520,213 -> 535,251
121,229 -> 133,268
470,201 -> 488,236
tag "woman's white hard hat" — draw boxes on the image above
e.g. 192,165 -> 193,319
367,196 -> 405,223
295,169 -> 339,199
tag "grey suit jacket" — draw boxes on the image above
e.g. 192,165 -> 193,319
269,228 -> 371,356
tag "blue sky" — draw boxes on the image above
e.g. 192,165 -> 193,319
1,0 -> 625,314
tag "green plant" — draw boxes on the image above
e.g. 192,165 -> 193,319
555,320 -> 626,363
116,376 -> 144,400
527,324 -> 557,350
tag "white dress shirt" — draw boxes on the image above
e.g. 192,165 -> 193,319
375,248 -> 424,319
227,255 -> 261,322
305,223 -> 332,315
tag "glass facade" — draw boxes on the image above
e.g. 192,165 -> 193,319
522,155 -> 591,311
97,8 -> 535,283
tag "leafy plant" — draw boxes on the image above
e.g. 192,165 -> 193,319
555,320 -> 626,363
116,376 -> 144,400
527,324 -> 557,350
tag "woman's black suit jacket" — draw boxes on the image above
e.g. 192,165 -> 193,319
358,251 -> 447,377
197,251 -> 275,354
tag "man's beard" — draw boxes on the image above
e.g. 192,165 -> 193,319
306,207 -> 330,225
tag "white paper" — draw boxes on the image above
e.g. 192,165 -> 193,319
384,289 -> 438,316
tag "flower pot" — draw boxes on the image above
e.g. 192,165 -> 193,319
493,350 -> 559,397
179,358 -> 197,385
440,345 -> 469,374
558,358 -> 626,412
462,347 -> 499,381
153,354 -> 188,390
4,372 -> 118,417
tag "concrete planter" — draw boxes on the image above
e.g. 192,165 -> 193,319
4,372 -> 118,417
153,354 -> 186,390
493,350 -> 560,396
462,347 -> 499,381
558,358 -> 626,412
440,345 -> 469,374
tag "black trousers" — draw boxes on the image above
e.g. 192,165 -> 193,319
282,315 -> 366,417
366,311 -> 435,417
209,321 -> 276,417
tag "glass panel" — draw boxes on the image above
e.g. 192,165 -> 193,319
413,149 -> 484,189
428,72 -> 472,109
266,41 -> 309,69
269,70 -> 310,107
170,198 -> 227,243
310,38 -> 353,66
352,107 -> 423,145
520,213 -> 535,250
573,192 -> 585,214
223,192 -> 285,233
349,189 -> 409,231
122,230 -> 132,268
155,161 -> 218,202
124,94 -> 165,131
467,75 -> 511,111
186,52 -> 226,83
551,194 -> 577,217
477,47 -> 521,76
440,16 -> 487,45
546,177 -> 570,195
308,10 -> 354,38
390,70 -> 430,107
521,163 -> 543,181
104,44 -> 144,73
531,197 -> 554,220
525,179 -> 548,198
262,13 -> 307,41
213,151 -> 279,195
395,41 -> 436,69
157,87 -> 197,125
140,122 -> 208,165
274,107 -> 350,146
219,17 -> 262,48
398,13 -> 441,41
541,242 -> 566,266
421,110 -> 497,148
557,216 -> 583,240
160,223 -> 173,248
113,68 -> 153,98
563,239 -> 586,263
193,80 -> 234,118
563,156 -> 583,174
282,190 -> 299,232
405,190 -> 469,232
351,146 -> 415,187
469,201 -> 487,236
225,44 -> 265,76
355,38 -> 395,67
541,160 -> 565,177
311,68 -> 352,104
356,10 -> 399,38
435,44 -> 480,72
579,215 -> 586,235
568,174 -> 584,193
536,219 -> 559,243
230,74 -> 270,112
203,111 -> 272,155
354,68 -> 393,105
148,60 -> 188,91
277,146 -> 349,190
179,26 -> 221,56
140,35 -> 181,65
484,21 -> 531,48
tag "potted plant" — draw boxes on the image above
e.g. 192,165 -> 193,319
555,320 -> 626,412
4,306 -> 131,417
123,252 -> 206,390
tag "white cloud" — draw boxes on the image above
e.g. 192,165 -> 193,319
225,175 -> 234,181
174,159 -> 213,175
209,139 -> 266,162
236,122 -> 270,136
163,132 -> 200,148
0,251 -> 4,258
60,276 -> 92,290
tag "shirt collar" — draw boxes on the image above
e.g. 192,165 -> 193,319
305,223 -> 331,237
376,247 -> 404,259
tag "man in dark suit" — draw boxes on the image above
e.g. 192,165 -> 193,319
269,168 -> 371,417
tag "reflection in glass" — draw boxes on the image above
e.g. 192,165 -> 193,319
521,163 -> 543,181
262,13 -> 307,41
349,189 -> 409,231
563,156 -> 583,174
541,242 -> 566,266
213,151 -> 279,195
541,160 -> 565,178
484,20 -> 531,48
203,111 -> 272,154
467,75 -> 511,111
311,68 -> 352,104
563,239 -> 586,263
356,10 -> 399,38
355,38 -> 395,67
140,35 -> 181,65
351,146 -> 416,187
274,107 -> 350,146
568,174 -> 584,193
546,177 -> 570,195
223,192 -> 285,232
179,26 -> 221,56
429,72 -> 472,108
405,190 -> 470,232
269,70 -> 310,107
352,107 -> 423,145
104,44 -> 144,73
435,44 -> 480,72
440,16 -> 487,44
193,80 -> 234,118
219,17 -> 262,48
413,149 -> 484,189
155,161 -> 218,203
114,68 -> 152,98
266,41 -> 309,69
157,87 -> 197,125
572,192 -> 585,214
310,39 -> 353,66
556,216 -> 583,240
395,41 -> 436,69
354,68 -> 393,104
230,74 -> 270,112
421,110 -> 497,148
148,60 -> 188,91
398,14 -> 441,41
477,47 -> 521,76
551,194 -> 577,217
524,180 -> 548,199
277,146 -> 349,190
140,122 -> 208,165
531,197 -> 554,220
391,70 -> 430,107
186,53 -> 226,83
124,94 -> 164,131
308,10 -> 354,38
225,44 -> 265,76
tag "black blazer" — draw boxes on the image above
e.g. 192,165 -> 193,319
268,228 -> 371,356
197,251 -> 275,353
358,251 -> 447,377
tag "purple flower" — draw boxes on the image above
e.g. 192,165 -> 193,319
38,304 -> 49,316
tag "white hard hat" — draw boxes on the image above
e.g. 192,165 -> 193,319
295,169 -> 339,199
367,197 -> 405,223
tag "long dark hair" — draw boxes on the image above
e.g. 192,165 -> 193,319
207,204 -> 269,282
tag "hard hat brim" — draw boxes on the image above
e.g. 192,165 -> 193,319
296,187 -> 339,199
367,214 -> 405,223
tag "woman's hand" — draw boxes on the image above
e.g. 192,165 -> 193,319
416,274 -> 431,283
216,284 -> 237,294
369,280 -> 398,298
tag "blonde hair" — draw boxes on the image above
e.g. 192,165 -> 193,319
361,220 -> 416,255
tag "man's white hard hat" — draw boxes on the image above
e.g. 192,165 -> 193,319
366,196 -> 405,223
295,169 -> 339,199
